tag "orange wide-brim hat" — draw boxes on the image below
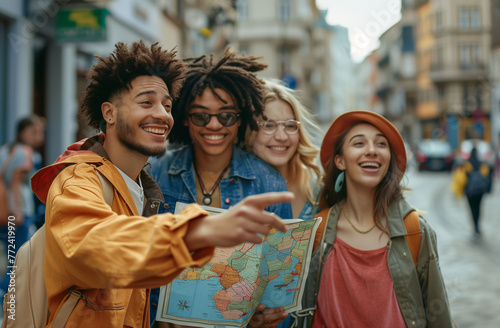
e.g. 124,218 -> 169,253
320,110 -> 407,175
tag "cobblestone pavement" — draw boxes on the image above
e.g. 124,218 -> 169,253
405,169 -> 500,328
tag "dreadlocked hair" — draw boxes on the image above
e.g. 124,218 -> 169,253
168,47 -> 268,145
80,40 -> 186,131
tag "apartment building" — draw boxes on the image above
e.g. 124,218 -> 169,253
232,0 -> 323,115
427,0 -> 491,146
489,0 -> 500,149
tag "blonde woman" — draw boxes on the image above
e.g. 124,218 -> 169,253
246,79 -> 322,221
246,80 -> 322,328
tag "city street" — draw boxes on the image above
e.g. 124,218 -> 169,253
404,166 -> 500,328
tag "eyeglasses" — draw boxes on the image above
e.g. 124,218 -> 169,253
257,119 -> 301,135
188,112 -> 240,127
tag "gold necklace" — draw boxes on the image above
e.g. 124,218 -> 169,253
344,207 -> 377,234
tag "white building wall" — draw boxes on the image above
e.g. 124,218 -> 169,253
0,0 -> 33,144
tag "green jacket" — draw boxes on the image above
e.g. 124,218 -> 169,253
291,197 -> 455,328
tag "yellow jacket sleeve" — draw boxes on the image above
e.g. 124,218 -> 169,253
45,163 -> 214,290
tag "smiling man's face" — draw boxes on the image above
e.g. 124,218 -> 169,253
113,75 -> 173,157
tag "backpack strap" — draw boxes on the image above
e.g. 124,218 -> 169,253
51,290 -> 82,328
313,207 -> 331,250
403,210 -> 422,267
50,171 -> 114,327
97,171 -> 114,207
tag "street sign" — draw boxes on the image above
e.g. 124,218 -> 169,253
56,8 -> 108,42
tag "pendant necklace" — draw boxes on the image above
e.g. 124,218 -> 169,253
194,164 -> 230,206
344,207 -> 377,234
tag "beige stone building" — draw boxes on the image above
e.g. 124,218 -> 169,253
425,0 -> 491,145
232,0 -> 321,111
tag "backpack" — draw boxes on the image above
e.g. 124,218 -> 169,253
465,166 -> 490,197
0,146 -> 16,225
1,171 -> 113,328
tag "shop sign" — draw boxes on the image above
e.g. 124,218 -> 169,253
57,8 -> 108,42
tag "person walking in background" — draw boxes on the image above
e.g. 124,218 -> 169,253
26,41 -> 292,328
463,146 -> 492,235
292,110 -> 455,327
0,115 -> 45,296
0,115 -> 45,245
149,49 -> 293,327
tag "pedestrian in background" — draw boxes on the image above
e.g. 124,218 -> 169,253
292,110 -> 455,327
463,146 -> 492,235
0,115 -> 45,295
0,115 -> 45,242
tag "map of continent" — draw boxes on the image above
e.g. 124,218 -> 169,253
158,218 -> 320,328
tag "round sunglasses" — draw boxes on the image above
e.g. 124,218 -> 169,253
188,112 -> 240,127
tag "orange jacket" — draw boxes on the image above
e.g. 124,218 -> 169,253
32,135 -> 214,327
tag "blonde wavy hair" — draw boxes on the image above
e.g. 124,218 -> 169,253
245,79 -> 322,205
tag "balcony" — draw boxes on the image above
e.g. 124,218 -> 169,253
429,62 -> 487,83
235,24 -> 307,46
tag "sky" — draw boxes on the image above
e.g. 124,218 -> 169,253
316,0 -> 402,62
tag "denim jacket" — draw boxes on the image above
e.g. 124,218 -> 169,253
149,145 -> 293,218
148,145 -> 293,324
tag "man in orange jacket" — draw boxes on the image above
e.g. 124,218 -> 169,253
31,41 -> 292,328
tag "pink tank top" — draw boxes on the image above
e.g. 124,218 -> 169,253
312,237 -> 406,328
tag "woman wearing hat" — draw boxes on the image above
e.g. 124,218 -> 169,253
291,111 -> 455,327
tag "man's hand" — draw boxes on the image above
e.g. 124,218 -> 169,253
185,192 -> 294,250
248,304 -> 288,328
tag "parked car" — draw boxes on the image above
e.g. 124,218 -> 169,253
416,139 -> 454,171
455,139 -> 495,168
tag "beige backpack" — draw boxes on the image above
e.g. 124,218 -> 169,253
1,171 -> 113,327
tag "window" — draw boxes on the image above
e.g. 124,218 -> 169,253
435,11 -> 442,32
459,7 -> 469,29
236,0 -> 248,22
278,0 -> 290,22
460,44 -> 471,68
472,44 -> 482,66
279,45 -> 291,75
459,7 -> 481,30
471,7 -> 481,29
239,44 -> 249,55
460,44 -> 483,69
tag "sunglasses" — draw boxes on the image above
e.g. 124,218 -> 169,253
188,112 -> 241,127
256,119 -> 301,135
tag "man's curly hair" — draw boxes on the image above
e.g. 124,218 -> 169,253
80,40 -> 186,132
168,48 -> 268,145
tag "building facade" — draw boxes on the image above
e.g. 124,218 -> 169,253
0,0 -> 179,164
425,0 -> 491,148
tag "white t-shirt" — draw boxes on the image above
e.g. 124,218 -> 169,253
115,166 -> 144,215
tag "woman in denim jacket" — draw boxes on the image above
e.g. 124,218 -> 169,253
246,79 -> 322,222
148,49 -> 292,327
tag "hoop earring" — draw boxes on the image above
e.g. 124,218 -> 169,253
334,171 -> 345,193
